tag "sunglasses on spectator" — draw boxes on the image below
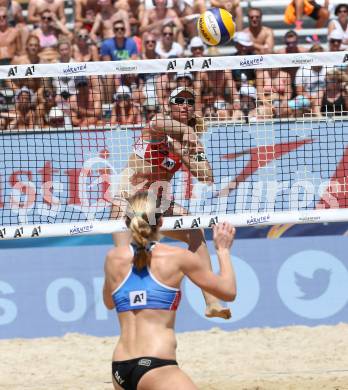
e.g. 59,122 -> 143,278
42,16 -> 52,21
78,34 -> 89,40
44,90 -> 55,98
163,32 -> 173,36
146,40 -> 156,44
330,39 -> 342,44
170,97 -> 195,106
191,46 -> 204,51
114,27 -> 125,32
116,94 -> 130,100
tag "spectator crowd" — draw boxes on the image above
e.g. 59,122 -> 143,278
0,0 -> 347,129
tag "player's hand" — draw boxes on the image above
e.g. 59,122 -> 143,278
213,222 -> 236,251
182,130 -> 198,149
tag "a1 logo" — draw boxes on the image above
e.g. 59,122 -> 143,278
129,290 -> 147,306
162,157 -> 175,170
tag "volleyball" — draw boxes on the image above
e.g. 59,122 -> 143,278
197,8 -> 235,46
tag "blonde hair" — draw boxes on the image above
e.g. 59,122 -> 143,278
125,192 -> 161,271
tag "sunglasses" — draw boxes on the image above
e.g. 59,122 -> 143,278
78,34 -> 89,39
163,32 -> 173,36
114,27 -> 125,32
44,90 -> 55,98
42,16 -> 52,21
146,40 -> 156,44
116,94 -> 130,100
330,39 -> 342,44
170,97 -> 195,106
192,46 -> 204,51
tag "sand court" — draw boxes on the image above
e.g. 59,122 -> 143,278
1,324 -> 348,390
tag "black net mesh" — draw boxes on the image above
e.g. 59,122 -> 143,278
0,53 -> 347,233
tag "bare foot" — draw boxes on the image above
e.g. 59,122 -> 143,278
205,302 -> 231,320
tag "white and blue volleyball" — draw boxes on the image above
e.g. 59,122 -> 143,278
197,8 -> 235,46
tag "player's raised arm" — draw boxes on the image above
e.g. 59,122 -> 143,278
179,222 -> 237,301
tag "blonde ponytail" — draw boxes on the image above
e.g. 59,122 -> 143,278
125,192 -> 162,271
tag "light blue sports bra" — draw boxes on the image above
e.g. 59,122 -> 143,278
112,242 -> 181,313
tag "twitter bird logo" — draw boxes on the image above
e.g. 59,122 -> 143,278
295,268 -> 331,300
278,250 -> 348,319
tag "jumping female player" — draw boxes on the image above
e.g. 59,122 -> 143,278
111,86 -> 231,319
104,191 -> 237,390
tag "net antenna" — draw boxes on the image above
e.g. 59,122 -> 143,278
0,52 -> 347,239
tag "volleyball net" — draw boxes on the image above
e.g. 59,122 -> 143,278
0,51 -> 347,239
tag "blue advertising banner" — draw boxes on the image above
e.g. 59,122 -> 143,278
1,235 -> 348,339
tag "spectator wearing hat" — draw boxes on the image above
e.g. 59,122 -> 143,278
210,0 -> 243,31
28,0 -> 66,25
155,24 -> 184,59
100,19 -> 138,61
328,4 -> 348,50
234,85 -> 273,122
110,85 -> 142,126
237,85 -> 257,121
8,87 -> 36,129
174,72 -> 194,89
243,7 -> 274,54
213,100 -> 231,119
232,32 -> 256,90
328,29 -> 344,51
47,106 -> 66,128
188,36 -> 206,57
90,0 -> 130,42
69,76 -> 102,127
140,0 -> 184,47
0,6 -> 21,66
142,96 -> 160,123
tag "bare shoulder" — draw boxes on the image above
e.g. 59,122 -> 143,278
105,246 -> 129,265
155,243 -> 193,262
263,26 -> 273,35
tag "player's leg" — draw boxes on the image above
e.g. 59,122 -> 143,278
138,365 -> 197,390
